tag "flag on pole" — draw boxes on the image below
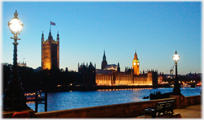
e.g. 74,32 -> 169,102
50,21 -> 56,26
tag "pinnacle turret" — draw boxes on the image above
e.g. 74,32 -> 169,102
41,31 -> 44,41
101,50 -> 108,69
134,51 -> 138,60
103,50 -> 106,61
48,30 -> 53,40
57,31 -> 59,41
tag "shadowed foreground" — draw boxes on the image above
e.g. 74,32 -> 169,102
133,104 -> 201,118
174,104 -> 201,118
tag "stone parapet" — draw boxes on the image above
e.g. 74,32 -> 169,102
184,95 -> 201,106
34,95 -> 200,118
170,94 -> 186,109
35,98 -> 176,118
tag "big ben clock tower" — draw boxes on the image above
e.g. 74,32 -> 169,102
132,51 -> 139,75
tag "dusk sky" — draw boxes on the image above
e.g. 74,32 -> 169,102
2,1 -> 201,75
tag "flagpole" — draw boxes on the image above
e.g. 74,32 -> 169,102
50,21 -> 56,32
50,20 -> 51,32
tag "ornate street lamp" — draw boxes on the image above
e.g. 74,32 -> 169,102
172,51 -> 181,95
3,10 -> 30,111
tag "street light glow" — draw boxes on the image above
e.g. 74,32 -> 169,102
8,18 -> 23,34
173,52 -> 180,62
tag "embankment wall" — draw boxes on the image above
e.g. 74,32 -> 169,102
35,95 -> 201,118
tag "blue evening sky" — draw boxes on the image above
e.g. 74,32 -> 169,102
1,1 -> 201,75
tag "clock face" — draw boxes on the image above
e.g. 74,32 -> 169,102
137,63 -> 139,65
133,62 -> 136,65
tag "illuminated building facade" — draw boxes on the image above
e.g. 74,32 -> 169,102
41,31 -> 59,70
96,70 -> 157,86
96,51 -> 158,86
132,51 -> 140,75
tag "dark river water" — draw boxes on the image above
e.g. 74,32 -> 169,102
26,87 -> 201,112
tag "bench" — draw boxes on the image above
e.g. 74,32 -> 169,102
165,100 -> 175,114
136,113 -> 181,118
144,100 -> 175,118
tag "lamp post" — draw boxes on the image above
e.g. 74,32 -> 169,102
3,10 -> 30,111
172,50 -> 181,95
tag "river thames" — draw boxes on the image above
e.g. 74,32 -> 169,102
26,87 -> 201,112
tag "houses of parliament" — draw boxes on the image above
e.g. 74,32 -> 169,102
95,51 -> 158,86
41,30 -> 157,86
41,30 -> 59,70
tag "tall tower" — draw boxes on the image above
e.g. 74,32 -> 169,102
41,30 -> 59,70
132,51 -> 139,75
117,62 -> 120,72
101,50 -> 107,69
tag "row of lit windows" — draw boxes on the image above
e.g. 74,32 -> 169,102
96,75 -> 112,80
96,76 -> 152,81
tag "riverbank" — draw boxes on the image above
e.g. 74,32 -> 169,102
30,95 -> 200,118
24,84 -> 171,93
24,87 -> 201,113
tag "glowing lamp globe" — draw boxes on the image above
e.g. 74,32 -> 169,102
173,51 -> 180,62
8,10 -> 23,35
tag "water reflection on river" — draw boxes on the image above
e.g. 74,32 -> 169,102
27,87 -> 201,112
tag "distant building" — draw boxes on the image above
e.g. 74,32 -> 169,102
18,58 -> 27,67
185,72 -> 201,79
170,68 -> 173,75
158,72 -> 165,84
101,50 -> 120,72
18,61 -> 26,67
41,30 -> 59,70
96,51 -> 158,86
78,62 -> 96,86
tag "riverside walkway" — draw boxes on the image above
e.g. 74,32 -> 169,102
174,104 -> 201,118
133,104 -> 201,118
